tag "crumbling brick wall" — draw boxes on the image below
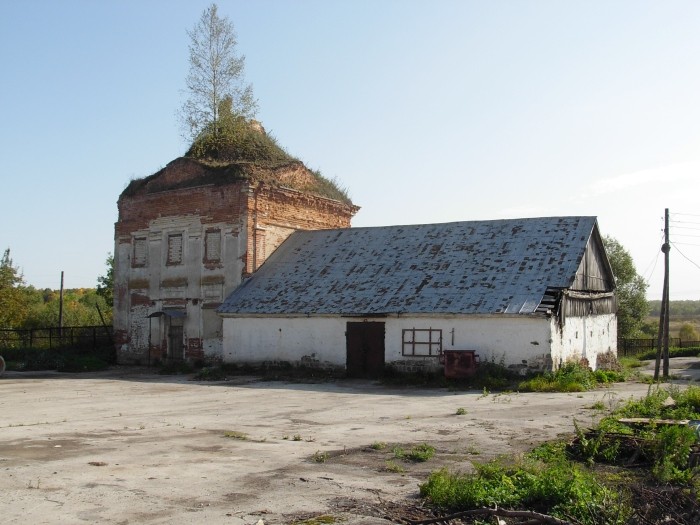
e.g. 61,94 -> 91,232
114,161 -> 358,364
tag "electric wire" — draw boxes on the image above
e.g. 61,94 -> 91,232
671,212 -> 700,218
673,241 -> 700,247
670,242 -> 700,272
641,249 -> 661,286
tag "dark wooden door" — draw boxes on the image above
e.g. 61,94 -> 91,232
346,322 -> 385,378
168,325 -> 184,362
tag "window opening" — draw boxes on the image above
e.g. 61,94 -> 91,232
133,237 -> 147,267
167,233 -> 183,265
402,328 -> 442,356
205,229 -> 222,262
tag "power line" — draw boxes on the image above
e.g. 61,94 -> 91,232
641,249 -> 660,284
671,242 -> 700,272
668,225 -> 700,231
672,241 -> 700,247
671,212 -> 700,218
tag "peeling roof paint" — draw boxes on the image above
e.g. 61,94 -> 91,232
218,216 -> 598,316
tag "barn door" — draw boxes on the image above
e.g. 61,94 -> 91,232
346,322 -> 385,378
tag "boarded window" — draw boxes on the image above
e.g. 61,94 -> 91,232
402,328 -> 442,356
167,233 -> 183,265
205,229 -> 222,262
132,237 -> 147,267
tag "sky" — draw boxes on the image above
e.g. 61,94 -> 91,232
1,0 -> 700,300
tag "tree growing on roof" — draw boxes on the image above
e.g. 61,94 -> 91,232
603,235 -> 649,339
180,3 -> 257,142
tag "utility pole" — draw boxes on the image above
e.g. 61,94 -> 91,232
58,271 -> 64,336
654,209 -> 670,380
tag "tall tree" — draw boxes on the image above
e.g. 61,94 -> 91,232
603,236 -> 649,339
0,248 -> 28,328
181,3 -> 257,142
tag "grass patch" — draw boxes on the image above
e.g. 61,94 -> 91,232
393,443 -> 435,462
519,362 -> 625,392
384,460 -> 406,473
455,407 -> 467,415
369,441 -> 387,450
420,454 -> 632,525
419,386 -> 700,522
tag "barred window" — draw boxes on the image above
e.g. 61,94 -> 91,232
402,328 -> 442,356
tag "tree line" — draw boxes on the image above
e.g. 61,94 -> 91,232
648,300 -> 700,317
0,249 -> 112,330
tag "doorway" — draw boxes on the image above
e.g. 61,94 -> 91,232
346,322 -> 385,378
168,325 -> 184,362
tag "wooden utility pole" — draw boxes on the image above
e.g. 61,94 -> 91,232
654,209 -> 670,380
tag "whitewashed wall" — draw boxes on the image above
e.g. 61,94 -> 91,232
222,317 -> 349,367
222,315 -> 558,372
551,313 -> 617,370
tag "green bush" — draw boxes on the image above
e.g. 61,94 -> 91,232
637,346 -> 700,360
420,454 -> 631,525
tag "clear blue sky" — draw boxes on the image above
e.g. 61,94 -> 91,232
2,1 -> 699,300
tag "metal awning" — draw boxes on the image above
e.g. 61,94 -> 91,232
147,309 -> 186,319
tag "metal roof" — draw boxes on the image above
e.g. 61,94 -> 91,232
218,216 -> 599,317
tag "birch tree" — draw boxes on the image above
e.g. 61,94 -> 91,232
181,3 -> 257,141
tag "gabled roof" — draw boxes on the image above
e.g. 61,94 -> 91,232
218,216 -> 603,317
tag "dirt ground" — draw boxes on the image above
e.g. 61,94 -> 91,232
0,363 -> 695,525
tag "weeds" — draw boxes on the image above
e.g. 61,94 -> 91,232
519,362 -> 625,393
455,407 -> 466,415
420,454 -> 632,525
393,443 -> 435,462
312,451 -> 329,463
570,385 -> 700,485
384,460 -> 406,473
223,430 -> 248,440
369,441 -> 387,450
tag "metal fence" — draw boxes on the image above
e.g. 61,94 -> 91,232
0,326 -> 113,352
618,337 -> 700,357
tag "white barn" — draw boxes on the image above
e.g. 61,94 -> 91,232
217,217 -> 617,377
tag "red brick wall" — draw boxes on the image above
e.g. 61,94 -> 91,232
244,183 -> 357,273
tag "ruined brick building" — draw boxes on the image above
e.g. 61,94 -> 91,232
114,123 -> 358,364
